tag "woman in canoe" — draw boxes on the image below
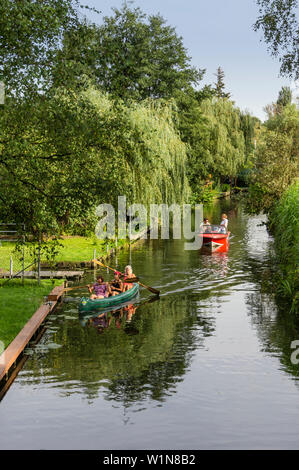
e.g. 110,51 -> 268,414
110,271 -> 124,296
123,265 -> 136,291
88,276 -> 111,299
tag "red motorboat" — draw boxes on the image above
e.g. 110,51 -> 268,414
199,224 -> 230,253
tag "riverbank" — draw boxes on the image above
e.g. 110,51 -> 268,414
268,182 -> 299,313
0,232 -> 147,272
0,234 -> 145,346
0,236 -> 129,272
0,279 -> 62,348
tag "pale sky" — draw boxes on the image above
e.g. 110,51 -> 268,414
82,0 -> 298,121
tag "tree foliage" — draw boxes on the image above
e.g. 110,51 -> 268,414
0,88 -> 189,235
253,0 -> 299,79
0,1 -> 257,237
213,67 -> 231,99
0,0 -> 83,96
239,111 -> 259,161
247,104 -> 299,213
264,86 -> 294,119
0,90 -> 105,235
277,86 -> 293,109
54,3 -> 204,100
185,98 -> 245,193
268,182 -> 299,313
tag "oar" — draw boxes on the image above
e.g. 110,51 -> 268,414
118,277 -> 139,283
92,259 -> 160,296
64,285 -> 90,292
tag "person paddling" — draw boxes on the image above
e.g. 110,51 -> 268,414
110,271 -> 124,296
88,276 -> 110,299
123,265 -> 136,291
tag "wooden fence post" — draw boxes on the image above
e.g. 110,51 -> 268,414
10,256 -> 13,278
38,241 -> 41,286
22,236 -> 25,285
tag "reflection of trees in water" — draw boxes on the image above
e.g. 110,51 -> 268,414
104,300 -> 216,405
20,293 -> 216,405
245,271 -> 299,382
237,204 -> 299,383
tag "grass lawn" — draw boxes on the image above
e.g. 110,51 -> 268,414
0,279 -> 62,348
0,236 -> 128,271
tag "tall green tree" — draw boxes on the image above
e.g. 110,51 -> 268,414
213,67 -> 231,99
263,86 -> 294,119
55,3 -> 204,101
239,111 -> 259,161
0,0 -> 84,96
180,96 -> 245,194
277,86 -> 292,109
0,90 -> 107,234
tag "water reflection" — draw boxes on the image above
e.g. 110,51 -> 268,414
245,282 -> 299,381
1,198 -> 299,450
240,213 -> 299,383
200,252 -> 229,277
80,295 -> 160,334
15,292 -> 216,407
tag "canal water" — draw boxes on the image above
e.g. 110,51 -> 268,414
0,199 -> 299,449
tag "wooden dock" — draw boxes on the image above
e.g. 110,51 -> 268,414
0,270 -> 83,280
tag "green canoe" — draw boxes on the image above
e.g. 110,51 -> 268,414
79,283 -> 139,312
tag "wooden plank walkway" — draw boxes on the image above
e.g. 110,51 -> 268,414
0,270 -> 83,280
0,284 -> 65,384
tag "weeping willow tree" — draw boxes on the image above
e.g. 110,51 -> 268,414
199,98 -> 246,181
183,96 -> 246,195
0,85 -> 189,237
126,99 -> 190,205
85,88 -> 190,211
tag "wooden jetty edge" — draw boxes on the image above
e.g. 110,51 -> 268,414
0,270 -> 83,280
0,284 -> 65,386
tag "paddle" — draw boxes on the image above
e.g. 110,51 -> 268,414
92,259 -> 160,296
64,285 -> 89,292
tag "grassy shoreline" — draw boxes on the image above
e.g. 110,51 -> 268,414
0,235 -> 138,348
268,182 -> 299,313
0,236 -> 129,272
0,279 -> 62,348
